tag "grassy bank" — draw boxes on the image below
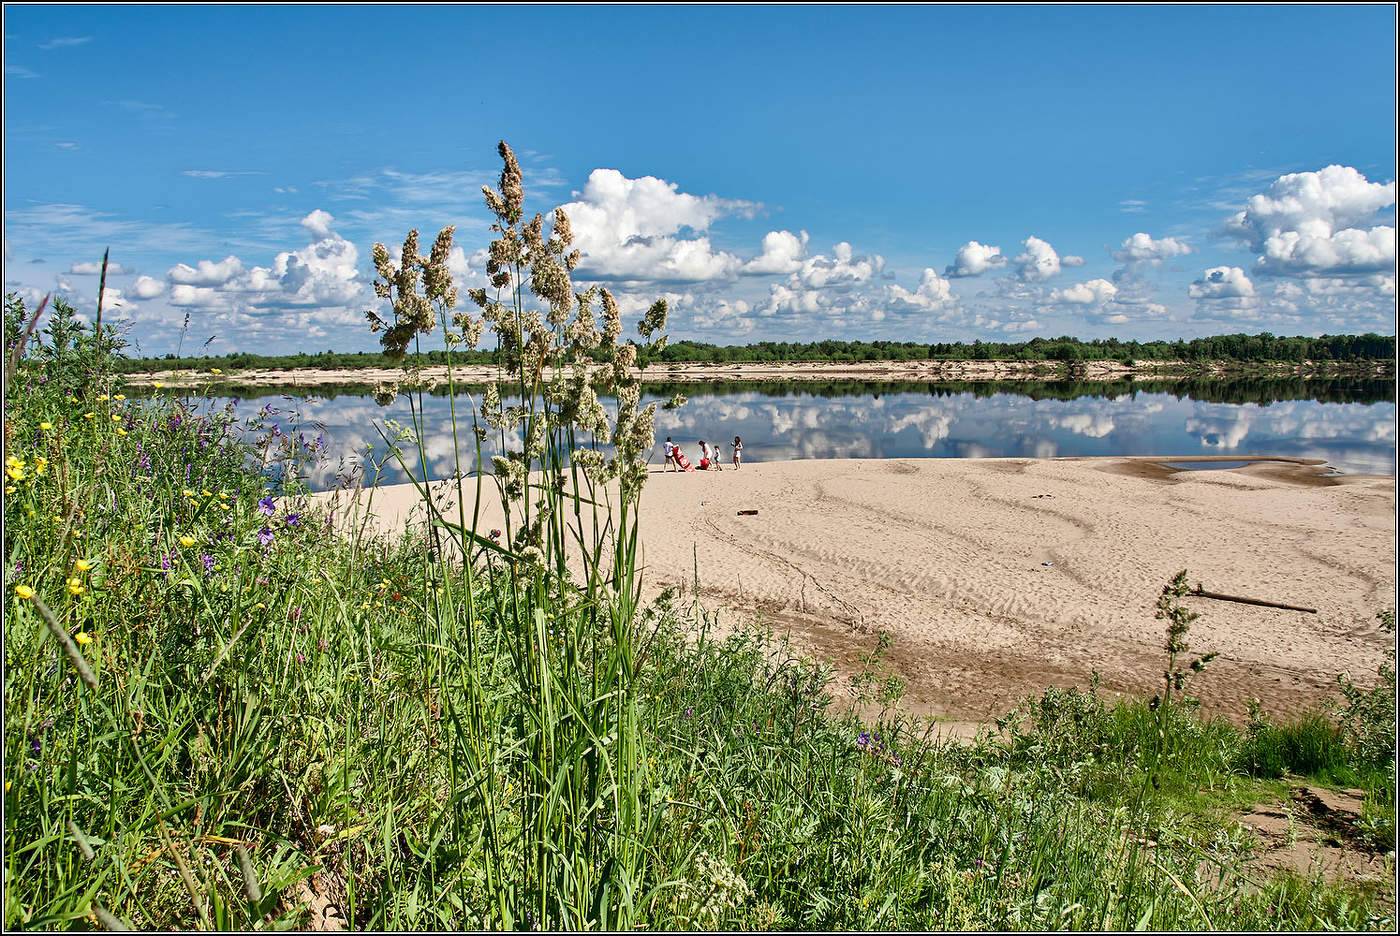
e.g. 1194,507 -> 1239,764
5,143 -> 1395,931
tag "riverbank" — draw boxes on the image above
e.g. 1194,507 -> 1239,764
119,357 -> 1395,390
317,455 -> 1396,725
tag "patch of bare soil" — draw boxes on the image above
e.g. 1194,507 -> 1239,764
286,865 -> 348,930
1236,783 -> 1394,892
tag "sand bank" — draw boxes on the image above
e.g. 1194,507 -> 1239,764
315,456 -> 1395,724
119,358 -> 1389,390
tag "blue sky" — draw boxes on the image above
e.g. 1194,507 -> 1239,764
4,5 -> 1396,356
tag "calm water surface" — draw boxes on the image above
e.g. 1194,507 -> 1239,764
210,379 -> 1396,491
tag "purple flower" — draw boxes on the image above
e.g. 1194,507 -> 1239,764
257,527 -> 274,547
296,652 -> 306,665
258,495 -> 275,516
857,732 -> 870,748
289,605 -> 303,623
201,554 -> 215,574
284,513 -> 301,528
684,707 -> 692,719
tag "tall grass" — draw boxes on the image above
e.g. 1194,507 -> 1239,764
3,145 -> 1394,931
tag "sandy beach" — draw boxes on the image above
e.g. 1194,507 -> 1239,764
317,456 -> 1395,726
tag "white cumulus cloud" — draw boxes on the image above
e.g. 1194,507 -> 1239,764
1224,165 -> 1396,275
166,210 -> 364,314
1112,232 -> 1193,264
945,240 -> 1007,277
1188,266 -> 1255,299
559,168 -> 756,282
1013,236 -> 1065,282
743,230 -> 808,275
129,275 -> 165,299
886,268 -> 956,312
1052,278 -> 1118,305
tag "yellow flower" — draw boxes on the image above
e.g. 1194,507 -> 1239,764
33,456 -> 47,475
39,422 -> 51,430
4,486 -> 14,495
75,559 -> 95,572
218,492 -> 229,500
83,412 -> 95,420
153,381 -> 164,389
74,631 -> 93,645
116,428 -> 127,435
97,394 -> 109,402
111,414 -> 121,421
113,394 -> 126,401
255,602 -> 266,610
202,489 -> 212,497
69,396 -> 79,403
14,585 -> 34,600
210,368 -> 222,374
183,489 -> 195,497
67,578 -> 85,596
219,503 -> 229,511
5,466 -> 24,482
4,780 -> 10,791
179,535 -> 196,548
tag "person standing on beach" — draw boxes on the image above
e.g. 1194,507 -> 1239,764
663,436 -> 677,471
697,440 -> 710,470
731,435 -> 742,469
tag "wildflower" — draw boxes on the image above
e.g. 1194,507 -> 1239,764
201,554 -> 215,573
67,578 -> 85,596
70,395 -> 79,403
257,527 -> 274,547
202,489 -> 212,497
258,495 -> 275,516
5,486 -> 14,495
113,394 -> 125,401
210,368 -> 222,374
179,535 -> 196,548
183,489 -> 195,497
74,632 -> 93,646
75,559 -> 95,572
14,585 -> 34,600
116,428 -> 127,435
97,394 -> 109,402
219,503 -> 229,511
111,414 -> 121,421
218,492 -> 228,500
153,381 -> 164,389
296,652 -> 306,665
83,412 -> 95,420
33,456 -> 46,475
285,513 -> 301,527
39,422 -> 51,430
255,602 -> 266,610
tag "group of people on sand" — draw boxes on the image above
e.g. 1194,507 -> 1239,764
662,436 -> 741,472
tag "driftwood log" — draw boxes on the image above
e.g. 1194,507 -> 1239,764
1190,585 -> 1317,614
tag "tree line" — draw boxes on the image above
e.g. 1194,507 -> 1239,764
110,331 -> 1395,374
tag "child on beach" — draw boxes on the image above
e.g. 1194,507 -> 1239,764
732,436 -> 742,469
697,440 -> 711,470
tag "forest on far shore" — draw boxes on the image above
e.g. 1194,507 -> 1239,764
111,330 -> 1396,373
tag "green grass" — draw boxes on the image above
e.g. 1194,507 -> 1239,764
5,146 -> 1395,930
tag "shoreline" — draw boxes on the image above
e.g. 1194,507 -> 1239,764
314,455 -> 1396,726
118,358 -> 1395,390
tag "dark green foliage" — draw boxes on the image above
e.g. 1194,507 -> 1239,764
109,331 -> 1397,375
